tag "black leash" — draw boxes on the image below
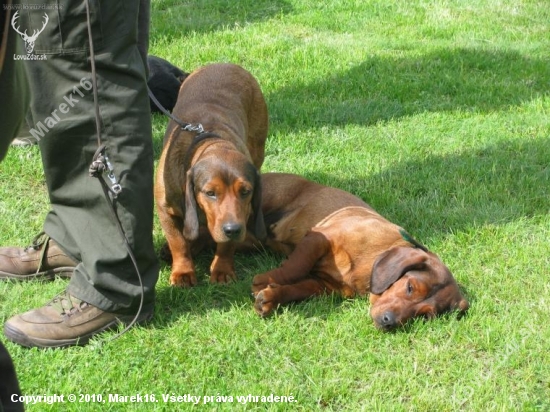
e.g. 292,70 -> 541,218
147,86 -> 204,133
84,0 -> 145,344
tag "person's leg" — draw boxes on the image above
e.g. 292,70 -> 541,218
138,0 -> 150,74
0,0 -> 153,280
4,0 -> 158,348
0,5 -> 31,159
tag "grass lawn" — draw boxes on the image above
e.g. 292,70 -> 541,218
1,0 -> 549,410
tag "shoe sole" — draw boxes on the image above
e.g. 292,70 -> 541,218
0,267 -> 74,281
3,311 -> 153,349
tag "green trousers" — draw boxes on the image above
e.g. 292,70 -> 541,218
23,0 -> 158,313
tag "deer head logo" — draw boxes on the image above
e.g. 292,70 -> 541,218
11,11 -> 49,54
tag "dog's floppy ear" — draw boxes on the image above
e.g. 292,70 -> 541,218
183,168 -> 199,240
370,247 -> 428,294
252,169 -> 266,240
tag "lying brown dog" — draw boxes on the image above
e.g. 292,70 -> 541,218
155,63 -> 268,287
251,173 -> 469,330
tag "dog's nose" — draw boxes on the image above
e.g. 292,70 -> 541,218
222,223 -> 243,239
378,311 -> 397,330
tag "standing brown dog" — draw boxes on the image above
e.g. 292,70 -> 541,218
251,173 -> 469,330
155,63 -> 268,287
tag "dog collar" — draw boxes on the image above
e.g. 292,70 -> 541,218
183,132 -> 221,170
399,228 -> 428,252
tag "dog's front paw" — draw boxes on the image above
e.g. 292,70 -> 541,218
209,269 -> 237,284
254,284 -> 279,317
251,273 -> 273,295
210,257 -> 236,284
169,270 -> 198,287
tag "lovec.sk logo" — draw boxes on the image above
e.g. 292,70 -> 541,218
11,10 -> 48,59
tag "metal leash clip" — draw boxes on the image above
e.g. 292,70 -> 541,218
89,145 -> 122,197
103,153 -> 122,196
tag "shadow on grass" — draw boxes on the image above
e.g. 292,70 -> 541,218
268,47 -> 550,132
150,248 -> 273,326
150,0 -> 293,39
150,245 -> 358,326
304,137 -> 550,236
152,47 -> 549,159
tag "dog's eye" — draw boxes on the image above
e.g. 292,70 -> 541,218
406,281 -> 413,296
240,188 -> 252,197
205,190 -> 216,199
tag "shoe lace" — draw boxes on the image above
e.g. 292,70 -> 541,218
49,291 -> 89,316
23,232 -> 51,275
23,232 -> 49,252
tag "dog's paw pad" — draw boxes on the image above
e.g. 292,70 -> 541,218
254,289 -> 276,317
210,271 -> 237,284
169,272 -> 198,288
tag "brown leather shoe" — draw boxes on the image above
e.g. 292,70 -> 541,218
0,233 -> 78,280
4,291 -> 153,348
